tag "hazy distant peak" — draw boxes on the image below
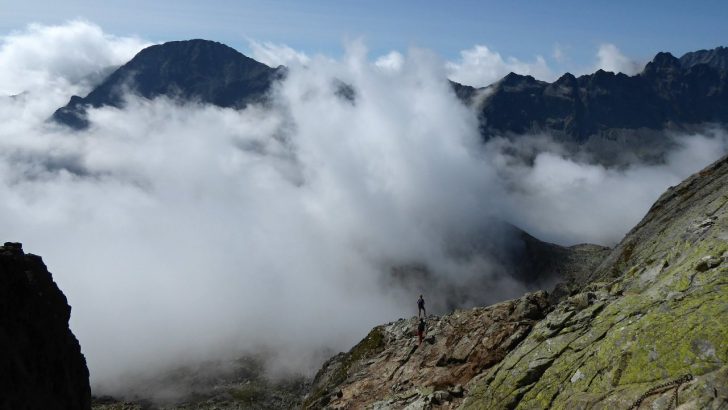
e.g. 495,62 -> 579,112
680,45 -> 728,71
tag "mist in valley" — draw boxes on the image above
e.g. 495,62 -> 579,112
1,21 -> 727,396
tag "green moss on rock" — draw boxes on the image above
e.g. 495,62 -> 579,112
463,156 -> 728,409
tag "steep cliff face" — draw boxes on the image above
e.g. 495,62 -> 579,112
0,242 -> 91,410
305,154 -> 728,409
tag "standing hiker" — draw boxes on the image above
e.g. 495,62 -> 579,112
417,318 -> 426,345
417,294 -> 426,318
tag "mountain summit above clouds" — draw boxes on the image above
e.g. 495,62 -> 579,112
460,47 -> 728,164
53,41 -> 727,158
52,39 -> 284,129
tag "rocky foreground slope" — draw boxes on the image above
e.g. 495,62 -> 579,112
0,242 -> 91,410
305,155 -> 728,409
89,229 -> 606,410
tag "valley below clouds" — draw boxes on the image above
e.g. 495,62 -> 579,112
1,21 -> 726,395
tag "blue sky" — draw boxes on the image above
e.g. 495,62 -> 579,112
2,0 -> 727,78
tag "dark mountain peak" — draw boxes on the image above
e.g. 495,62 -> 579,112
499,72 -> 537,86
554,72 -> 577,86
472,45 -> 728,164
130,39 -> 270,72
653,50 -> 678,61
587,69 -> 631,87
52,39 -> 279,129
501,72 -> 521,82
591,68 -> 614,80
642,51 -> 681,76
680,46 -> 728,71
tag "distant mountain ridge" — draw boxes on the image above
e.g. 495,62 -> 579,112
52,41 -> 728,165
52,39 -> 283,129
455,46 -> 728,164
680,46 -> 728,71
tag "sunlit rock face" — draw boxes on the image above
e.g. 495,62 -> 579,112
303,155 -> 728,409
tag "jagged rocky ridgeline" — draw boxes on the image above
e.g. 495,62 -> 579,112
0,242 -> 91,410
304,154 -> 728,409
51,40 -> 728,165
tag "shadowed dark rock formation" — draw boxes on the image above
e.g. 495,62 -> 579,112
0,242 -> 91,410
455,46 -> 728,165
472,47 -> 728,139
52,41 -> 727,162
52,39 -> 284,129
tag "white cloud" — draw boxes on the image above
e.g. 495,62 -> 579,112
2,21 -> 727,401
374,51 -> 404,72
483,132 -> 728,245
0,20 -> 150,95
594,43 -> 642,75
248,40 -> 309,67
552,43 -> 568,64
446,44 -> 553,87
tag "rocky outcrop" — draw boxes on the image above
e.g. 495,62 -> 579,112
303,291 -> 549,409
0,242 -> 91,410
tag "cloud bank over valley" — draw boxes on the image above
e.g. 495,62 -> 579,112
1,21 -> 726,394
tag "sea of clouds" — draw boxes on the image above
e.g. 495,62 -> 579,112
1,21 -> 726,396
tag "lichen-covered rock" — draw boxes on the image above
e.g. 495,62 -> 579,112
462,155 -> 728,409
303,291 -> 549,409
0,242 -> 91,410
302,155 -> 728,409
